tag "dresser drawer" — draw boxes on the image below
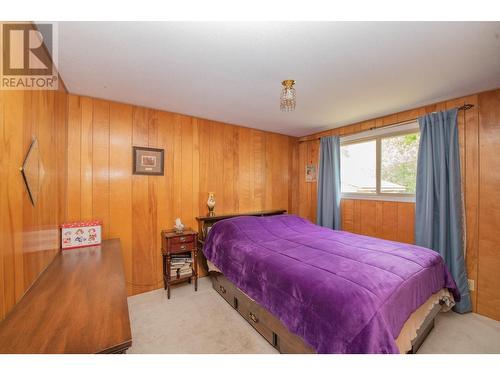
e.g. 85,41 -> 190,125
169,241 -> 196,253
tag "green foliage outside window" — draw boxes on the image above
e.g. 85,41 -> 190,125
381,133 -> 420,193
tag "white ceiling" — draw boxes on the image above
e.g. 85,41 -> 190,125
56,22 -> 500,137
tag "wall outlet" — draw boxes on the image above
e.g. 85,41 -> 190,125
468,279 -> 475,291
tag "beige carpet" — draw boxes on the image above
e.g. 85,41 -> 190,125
127,277 -> 500,354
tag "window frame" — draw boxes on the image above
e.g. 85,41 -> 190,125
340,121 -> 419,202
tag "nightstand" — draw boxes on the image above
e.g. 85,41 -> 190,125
161,228 -> 198,299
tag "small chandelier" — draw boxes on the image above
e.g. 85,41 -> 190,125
280,79 -> 296,112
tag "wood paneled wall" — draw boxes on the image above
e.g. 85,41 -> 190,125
66,95 -> 298,295
341,200 -> 415,244
477,89 -> 500,320
0,89 -> 68,321
296,92 -> 489,315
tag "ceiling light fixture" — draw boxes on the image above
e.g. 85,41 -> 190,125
280,80 -> 296,112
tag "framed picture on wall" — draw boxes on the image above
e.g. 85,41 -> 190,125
306,164 -> 316,182
132,146 -> 165,175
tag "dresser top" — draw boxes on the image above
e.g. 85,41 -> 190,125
0,239 -> 131,354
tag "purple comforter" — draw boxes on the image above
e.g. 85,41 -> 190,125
203,214 -> 459,354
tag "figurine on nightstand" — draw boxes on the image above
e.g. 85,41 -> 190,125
207,192 -> 216,217
174,218 -> 185,233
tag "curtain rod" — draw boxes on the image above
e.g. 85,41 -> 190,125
300,103 -> 475,142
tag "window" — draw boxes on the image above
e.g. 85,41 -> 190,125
341,140 -> 376,194
340,123 -> 420,201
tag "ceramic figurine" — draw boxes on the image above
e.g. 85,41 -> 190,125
207,192 -> 216,217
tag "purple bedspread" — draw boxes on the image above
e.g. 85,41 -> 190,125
203,214 -> 459,354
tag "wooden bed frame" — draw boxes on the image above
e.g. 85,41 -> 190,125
197,210 -> 442,354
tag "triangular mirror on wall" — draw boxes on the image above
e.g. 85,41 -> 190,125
20,138 -> 44,206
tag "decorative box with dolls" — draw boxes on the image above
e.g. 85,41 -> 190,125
60,220 -> 102,250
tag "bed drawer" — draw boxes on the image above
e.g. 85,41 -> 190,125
274,327 -> 315,354
233,288 -> 314,353
245,297 -> 314,353
211,273 -> 237,308
236,296 -> 275,345
210,273 -> 315,354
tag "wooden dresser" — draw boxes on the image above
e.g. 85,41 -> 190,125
0,239 -> 132,354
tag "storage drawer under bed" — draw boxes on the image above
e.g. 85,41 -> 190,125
211,273 -> 238,308
210,272 -> 315,354
235,292 -> 275,345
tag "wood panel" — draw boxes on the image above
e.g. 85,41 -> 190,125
288,138 -> 299,215
224,125 -> 238,212
80,97 -> 93,221
477,89 -> 500,320
0,88 -> 5,320
237,127 -> 252,212
66,95 -> 296,295
131,108 -> 157,294
155,112 -> 175,291
396,202 -> 415,244
0,83 -> 67,321
66,95 -> 82,221
109,103 -> 133,295
359,200 -> 377,237
25,91 -> 57,291
340,199 -> 414,244
92,100 -> 111,239
463,95 -> 480,312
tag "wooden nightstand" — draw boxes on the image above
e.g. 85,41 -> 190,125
161,228 -> 198,299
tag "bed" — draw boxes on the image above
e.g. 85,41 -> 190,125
201,213 -> 459,354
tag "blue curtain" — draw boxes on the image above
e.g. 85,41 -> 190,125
317,136 -> 341,230
415,108 -> 471,313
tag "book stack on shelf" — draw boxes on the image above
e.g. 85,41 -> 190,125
170,254 -> 193,280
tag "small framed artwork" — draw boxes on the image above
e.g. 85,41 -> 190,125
305,164 -> 317,182
133,146 -> 165,175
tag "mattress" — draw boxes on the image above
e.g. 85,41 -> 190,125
202,214 -> 459,353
